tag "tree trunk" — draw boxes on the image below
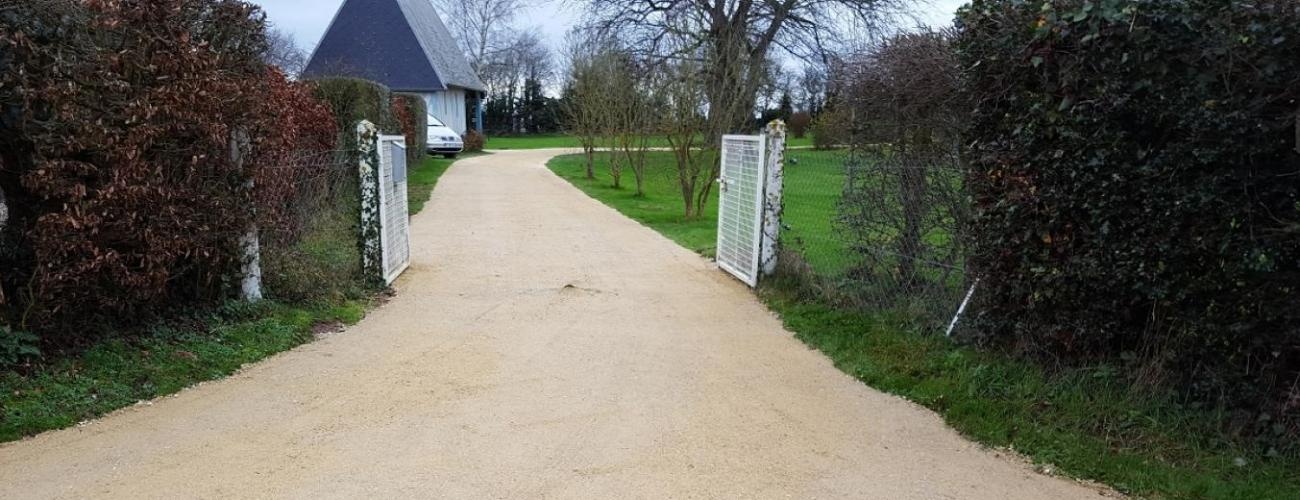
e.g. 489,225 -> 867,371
584,146 -> 595,179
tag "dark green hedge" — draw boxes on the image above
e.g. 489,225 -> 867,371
957,0 -> 1300,434
309,77 -> 400,148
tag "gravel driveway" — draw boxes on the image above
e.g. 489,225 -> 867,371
0,149 -> 1110,499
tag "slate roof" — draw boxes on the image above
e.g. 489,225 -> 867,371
303,0 -> 487,93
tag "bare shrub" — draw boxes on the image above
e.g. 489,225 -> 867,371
788,111 -> 812,139
832,29 -> 970,330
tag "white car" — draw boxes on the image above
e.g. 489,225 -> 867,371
426,115 -> 464,158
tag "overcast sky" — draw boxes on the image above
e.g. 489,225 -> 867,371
250,0 -> 967,59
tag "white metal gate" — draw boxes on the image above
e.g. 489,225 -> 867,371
716,134 -> 766,287
378,135 -> 411,284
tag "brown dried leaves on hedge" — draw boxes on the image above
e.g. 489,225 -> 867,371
0,0 -> 337,339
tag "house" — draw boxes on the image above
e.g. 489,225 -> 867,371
302,0 -> 486,135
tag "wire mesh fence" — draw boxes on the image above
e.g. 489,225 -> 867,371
255,148 -> 368,303
777,143 -> 975,333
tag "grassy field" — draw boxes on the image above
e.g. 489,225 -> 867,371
488,134 -> 816,150
547,149 -> 848,266
547,150 -> 1300,499
0,153 -> 464,444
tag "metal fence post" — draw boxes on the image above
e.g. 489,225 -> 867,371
760,119 -> 787,278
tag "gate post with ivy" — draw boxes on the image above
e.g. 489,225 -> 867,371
356,120 -> 384,285
759,119 -> 787,277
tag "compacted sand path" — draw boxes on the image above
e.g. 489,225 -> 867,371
0,149 -> 1110,499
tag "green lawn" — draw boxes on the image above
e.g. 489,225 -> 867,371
485,135 -> 586,150
547,149 -> 847,265
547,149 -> 1300,499
548,151 -> 719,255
487,134 -> 815,150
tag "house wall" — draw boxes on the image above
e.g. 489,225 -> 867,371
420,89 -> 468,135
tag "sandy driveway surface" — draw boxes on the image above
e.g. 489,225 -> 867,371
0,150 -> 1108,499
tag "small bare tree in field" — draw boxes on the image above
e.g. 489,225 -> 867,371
589,50 -> 625,189
561,33 -> 604,179
837,30 -> 967,293
563,41 -> 651,192
657,58 -> 714,219
603,53 -> 656,196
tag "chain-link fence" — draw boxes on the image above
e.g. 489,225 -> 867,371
256,148 -> 367,303
777,143 -> 975,334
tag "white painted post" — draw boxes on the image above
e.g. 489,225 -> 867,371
0,185 -> 7,231
945,278 -> 981,337
232,129 -> 262,302
760,119 -> 787,277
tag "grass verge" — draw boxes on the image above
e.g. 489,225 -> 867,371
0,300 -> 367,443
547,152 -> 1300,499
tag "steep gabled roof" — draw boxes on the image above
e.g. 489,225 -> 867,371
303,0 -> 487,93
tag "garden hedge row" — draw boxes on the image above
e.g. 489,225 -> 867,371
957,0 -> 1299,435
0,1 -> 403,347
392,93 -> 428,165
0,0 -> 275,339
310,77 -> 402,149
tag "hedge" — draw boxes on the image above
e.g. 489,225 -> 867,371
309,77 -> 402,149
0,0 -> 272,338
392,93 -> 428,165
957,0 -> 1300,438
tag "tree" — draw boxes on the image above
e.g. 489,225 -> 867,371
582,0 -> 902,216
561,32 -> 605,178
478,30 -> 554,134
788,111 -> 812,138
656,58 -> 713,219
264,28 -> 306,77
584,0 -> 898,135
797,65 -> 828,116
436,0 -> 524,76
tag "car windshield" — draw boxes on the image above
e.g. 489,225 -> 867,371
426,115 -> 445,127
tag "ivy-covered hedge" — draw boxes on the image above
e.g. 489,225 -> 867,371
957,0 -> 1300,434
392,93 -> 428,165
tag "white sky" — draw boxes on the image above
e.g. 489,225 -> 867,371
249,0 -> 967,57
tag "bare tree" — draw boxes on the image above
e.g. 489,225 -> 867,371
836,30 -> 966,292
581,0 -> 904,217
797,65 -> 828,113
479,30 -> 553,133
657,57 -> 713,219
436,0 -> 524,76
583,0 -> 900,134
604,52 -> 655,196
264,28 -> 306,77
561,31 -> 608,179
